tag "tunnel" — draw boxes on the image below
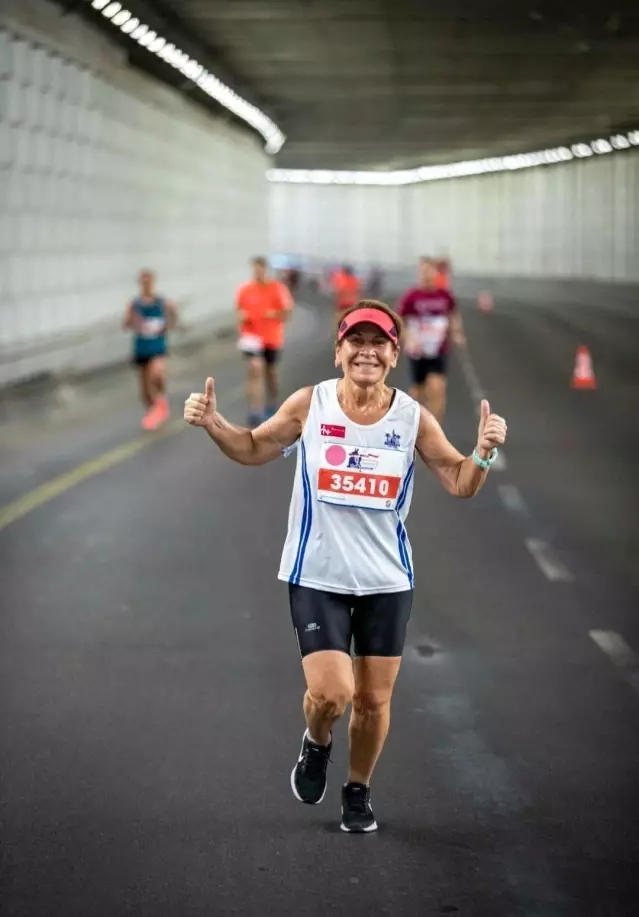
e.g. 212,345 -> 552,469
1,1 -> 639,915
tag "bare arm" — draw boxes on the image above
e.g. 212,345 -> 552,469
415,406 -> 489,498
235,287 -> 248,333
201,386 -> 313,466
123,300 -> 136,330
265,284 -> 295,322
450,309 -> 466,346
164,300 -> 178,331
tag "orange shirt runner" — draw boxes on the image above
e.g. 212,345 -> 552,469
333,271 -> 361,311
434,271 -> 450,291
236,280 -> 293,351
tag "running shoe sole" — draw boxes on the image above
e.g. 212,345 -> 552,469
340,816 -> 378,833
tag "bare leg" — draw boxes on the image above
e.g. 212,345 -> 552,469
301,650 -> 355,745
264,362 -> 279,410
245,355 -> 265,418
148,356 -> 167,402
408,383 -> 426,405
138,365 -> 154,407
348,656 -> 402,785
424,373 -> 447,423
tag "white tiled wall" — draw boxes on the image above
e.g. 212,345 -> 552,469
269,152 -> 639,283
0,8 -> 269,385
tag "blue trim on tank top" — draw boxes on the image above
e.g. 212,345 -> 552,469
290,438 -> 313,584
395,461 -> 415,588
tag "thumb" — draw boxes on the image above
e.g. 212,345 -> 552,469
205,377 -> 215,398
479,399 -> 490,426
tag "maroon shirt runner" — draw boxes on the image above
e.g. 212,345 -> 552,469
397,288 -> 457,359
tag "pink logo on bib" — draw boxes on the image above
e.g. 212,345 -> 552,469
325,445 -> 347,466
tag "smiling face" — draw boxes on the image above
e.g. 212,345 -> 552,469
336,322 -> 399,385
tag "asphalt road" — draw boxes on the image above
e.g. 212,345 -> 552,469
2,290 -> 638,917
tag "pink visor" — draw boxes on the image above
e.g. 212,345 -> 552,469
337,307 -> 399,343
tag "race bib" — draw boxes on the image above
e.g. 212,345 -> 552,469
237,333 -> 264,355
139,317 -> 165,339
406,316 -> 449,358
317,443 -> 404,511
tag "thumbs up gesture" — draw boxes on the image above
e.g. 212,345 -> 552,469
184,377 -> 217,429
476,399 -> 507,456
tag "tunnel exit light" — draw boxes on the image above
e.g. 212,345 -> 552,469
268,130 -> 639,186
88,0 -> 286,155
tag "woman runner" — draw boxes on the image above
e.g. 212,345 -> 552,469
184,299 -> 507,833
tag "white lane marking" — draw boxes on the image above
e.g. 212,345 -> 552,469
456,346 -> 505,470
457,349 -> 486,403
589,630 -> 639,669
590,631 -> 639,692
524,538 -> 574,582
498,484 -> 526,514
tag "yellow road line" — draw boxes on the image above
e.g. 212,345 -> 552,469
0,385 -> 245,533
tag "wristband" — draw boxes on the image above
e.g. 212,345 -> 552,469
472,447 -> 498,470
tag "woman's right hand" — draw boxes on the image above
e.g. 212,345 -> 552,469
184,377 -> 217,429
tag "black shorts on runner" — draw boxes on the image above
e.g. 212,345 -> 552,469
132,351 -> 166,367
288,584 -> 413,658
408,354 -> 447,385
243,347 -> 280,366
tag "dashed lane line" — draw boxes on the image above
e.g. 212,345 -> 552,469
589,630 -> 639,693
524,538 -> 574,582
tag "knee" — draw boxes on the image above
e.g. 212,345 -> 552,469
149,359 -> 165,380
352,690 -> 391,718
309,681 -> 353,718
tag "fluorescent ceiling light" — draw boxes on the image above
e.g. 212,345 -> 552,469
88,0 -> 285,154
267,130 -> 638,185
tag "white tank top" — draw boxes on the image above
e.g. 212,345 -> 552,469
278,379 -> 421,596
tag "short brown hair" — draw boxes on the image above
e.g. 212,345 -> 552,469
336,299 -> 403,345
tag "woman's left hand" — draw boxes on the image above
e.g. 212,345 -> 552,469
476,399 -> 507,456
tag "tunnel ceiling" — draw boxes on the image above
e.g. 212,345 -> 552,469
77,0 -> 639,170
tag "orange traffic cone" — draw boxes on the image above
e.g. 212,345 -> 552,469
571,346 -> 597,389
478,291 -> 494,312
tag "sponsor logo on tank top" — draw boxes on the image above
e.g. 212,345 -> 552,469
384,430 -> 401,449
320,423 -> 346,438
346,448 -> 379,471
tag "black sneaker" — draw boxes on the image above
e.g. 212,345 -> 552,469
290,729 -> 332,805
340,782 -> 378,833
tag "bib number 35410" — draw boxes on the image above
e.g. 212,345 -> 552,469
317,443 -> 404,511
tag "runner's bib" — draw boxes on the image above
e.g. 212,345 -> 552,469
139,317 -> 165,338
406,315 -> 449,358
317,442 -> 404,511
237,332 -> 264,354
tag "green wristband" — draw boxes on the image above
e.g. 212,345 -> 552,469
472,447 -> 498,470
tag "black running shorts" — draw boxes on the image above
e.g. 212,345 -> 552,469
132,350 -> 167,367
243,347 -> 280,366
408,354 -> 447,385
288,584 -> 413,659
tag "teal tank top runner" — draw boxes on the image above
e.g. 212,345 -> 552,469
133,297 -> 167,359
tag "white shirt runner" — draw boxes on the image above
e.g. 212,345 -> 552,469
405,315 -> 449,358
